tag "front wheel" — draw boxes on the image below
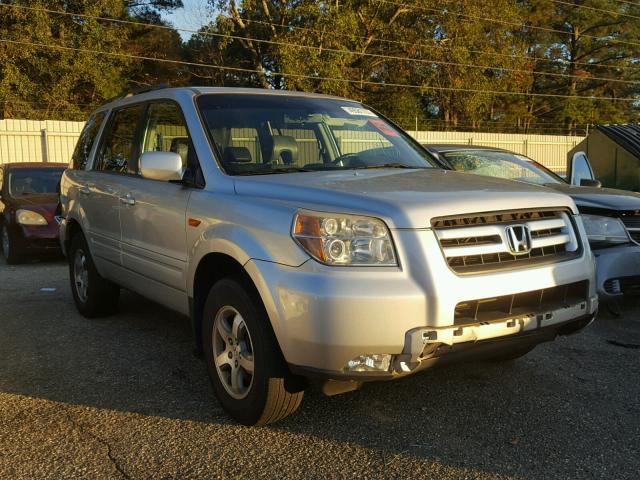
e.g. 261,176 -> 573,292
68,233 -> 120,318
1,224 -> 21,264
202,278 -> 304,425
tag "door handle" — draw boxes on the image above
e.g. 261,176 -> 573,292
119,194 -> 136,206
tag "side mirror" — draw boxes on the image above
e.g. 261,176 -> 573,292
139,151 -> 183,181
579,178 -> 602,188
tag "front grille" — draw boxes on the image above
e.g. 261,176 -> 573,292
620,276 -> 640,293
432,209 -> 560,229
454,280 -> 589,326
620,215 -> 640,229
620,215 -> 640,243
432,209 -> 580,274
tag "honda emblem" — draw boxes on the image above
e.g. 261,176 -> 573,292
505,224 -> 532,255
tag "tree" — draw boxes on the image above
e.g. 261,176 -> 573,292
516,0 -> 640,134
0,0 -> 131,120
0,0 -> 184,120
124,9 -> 187,88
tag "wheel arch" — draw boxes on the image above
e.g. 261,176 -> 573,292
64,217 -> 83,254
190,251 -> 268,356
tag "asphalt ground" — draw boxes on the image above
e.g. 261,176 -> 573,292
0,257 -> 639,479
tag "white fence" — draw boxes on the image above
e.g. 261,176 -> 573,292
0,119 -> 584,174
0,120 -> 85,165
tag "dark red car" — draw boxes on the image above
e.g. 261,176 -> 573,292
0,162 -> 67,263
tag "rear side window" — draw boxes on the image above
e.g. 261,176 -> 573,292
71,111 -> 106,170
95,104 -> 145,174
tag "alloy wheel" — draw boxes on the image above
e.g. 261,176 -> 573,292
73,248 -> 89,303
212,306 -> 255,400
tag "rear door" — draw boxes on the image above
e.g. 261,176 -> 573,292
116,101 -> 195,313
83,104 -> 146,271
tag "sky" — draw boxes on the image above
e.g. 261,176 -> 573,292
161,0 -> 213,41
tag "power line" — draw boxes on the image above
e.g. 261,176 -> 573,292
435,0 -> 640,22
609,0 -> 640,6
231,16 -> 640,74
552,0 -> 640,20
377,0 -> 640,49
2,2 -> 639,85
0,99 -> 99,107
1,37 -> 637,102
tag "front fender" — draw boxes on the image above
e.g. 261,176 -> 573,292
62,202 -> 90,244
187,222 -> 308,296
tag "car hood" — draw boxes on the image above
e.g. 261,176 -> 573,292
545,183 -> 640,212
233,169 -> 577,229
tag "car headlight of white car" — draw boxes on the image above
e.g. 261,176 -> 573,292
16,209 -> 48,226
292,211 -> 397,266
581,214 -> 629,245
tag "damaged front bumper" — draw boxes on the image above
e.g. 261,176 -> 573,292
395,295 -> 598,372
295,295 -> 598,394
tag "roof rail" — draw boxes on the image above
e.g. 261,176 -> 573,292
123,83 -> 170,98
102,84 -> 171,106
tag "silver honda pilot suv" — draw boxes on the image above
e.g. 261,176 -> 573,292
59,87 -> 598,425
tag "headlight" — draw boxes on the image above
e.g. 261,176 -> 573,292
16,209 -> 48,226
292,211 -> 397,266
581,214 -> 629,245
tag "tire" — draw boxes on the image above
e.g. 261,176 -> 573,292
488,344 -> 536,362
68,233 -> 120,318
202,278 -> 304,425
1,224 -> 21,264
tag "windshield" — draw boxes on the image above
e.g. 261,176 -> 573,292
8,169 -> 64,196
440,150 -> 565,186
196,94 -> 438,175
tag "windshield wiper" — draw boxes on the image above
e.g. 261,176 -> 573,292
354,163 -> 425,170
234,166 -> 317,176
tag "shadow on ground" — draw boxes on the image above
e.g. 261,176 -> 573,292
1,259 -> 639,478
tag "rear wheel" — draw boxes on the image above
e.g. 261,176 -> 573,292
202,278 -> 304,425
1,224 -> 21,264
68,233 -> 120,317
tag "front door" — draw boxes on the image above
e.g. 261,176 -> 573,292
117,101 -> 194,314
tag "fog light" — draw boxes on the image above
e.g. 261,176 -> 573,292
345,354 -> 392,372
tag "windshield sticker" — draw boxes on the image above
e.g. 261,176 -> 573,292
368,119 -> 399,137
341,106 -> 378,117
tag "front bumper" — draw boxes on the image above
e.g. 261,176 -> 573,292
246,228 -> 597,377
12,223 -> 61,254
293,313 -> 596,382
593,243 -> 640,299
